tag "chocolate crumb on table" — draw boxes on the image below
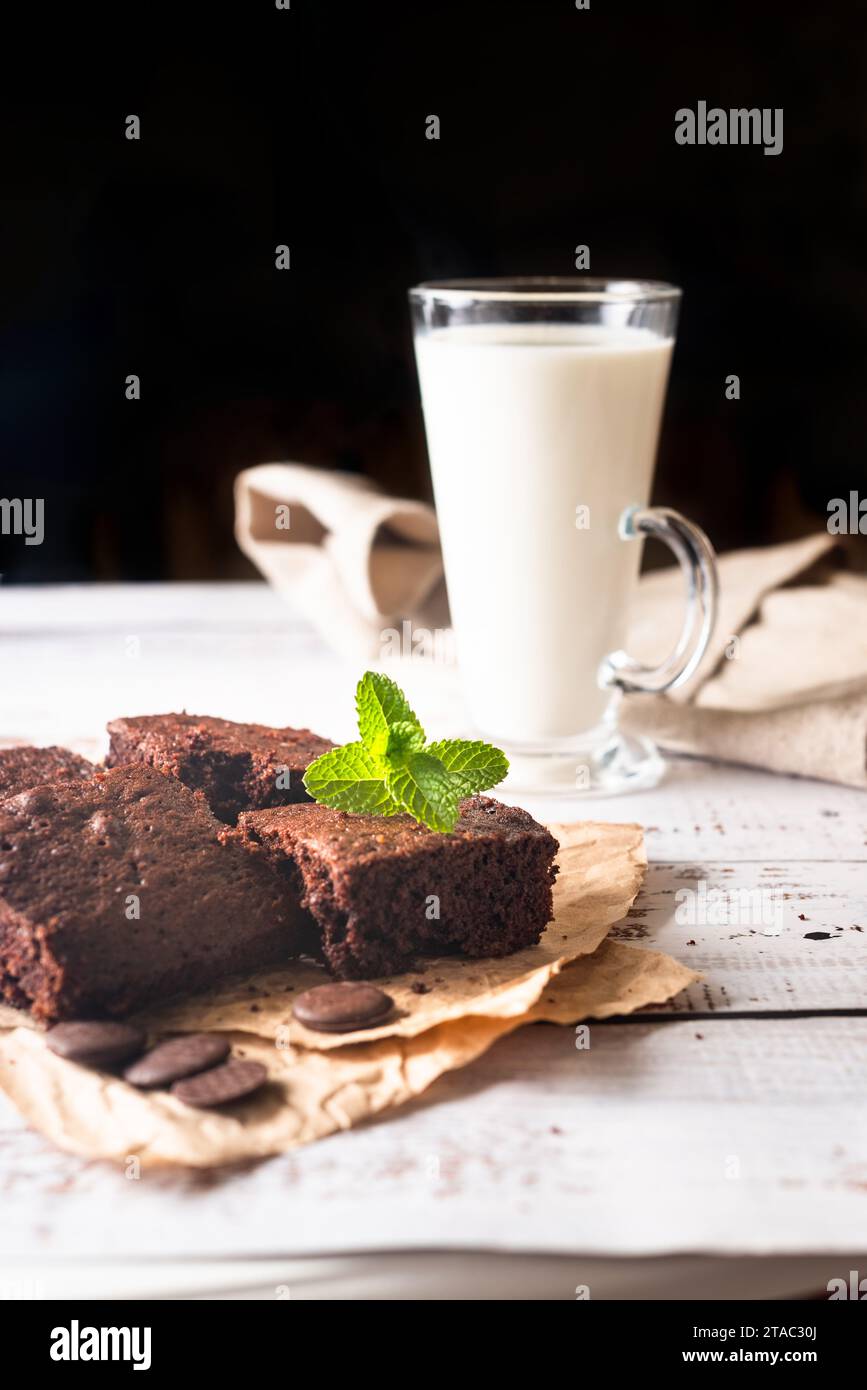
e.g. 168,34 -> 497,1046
0,764 -> 305,1023
106,713 -> 335,823
232,795 -> 559,980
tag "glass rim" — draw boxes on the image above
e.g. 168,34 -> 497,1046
409,276 -> 681,305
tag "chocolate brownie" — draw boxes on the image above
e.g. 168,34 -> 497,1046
233,796 -> 559,979
0,746 -> 94,800
0,764 -> 304,1023
106,713 -> 335,823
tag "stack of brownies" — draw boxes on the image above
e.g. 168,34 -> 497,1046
0,714 -> 559,1024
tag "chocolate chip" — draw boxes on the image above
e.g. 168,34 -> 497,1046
171,1059 -> 268,1108
46,1020 -> 145,1070
292,982 -> 394,1033
123,1033 -> 230,1089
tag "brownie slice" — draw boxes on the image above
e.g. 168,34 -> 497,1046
233,795 -> 559,979
106,713 -> 335,823
0,764 -> 304,1023
0,745 -> 94,800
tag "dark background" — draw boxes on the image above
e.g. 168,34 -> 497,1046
1,0 -> 865,582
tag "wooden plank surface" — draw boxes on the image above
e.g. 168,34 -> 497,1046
0,583 -> 865,1265
2,1018 -> 866,1259
615,860 -> 867,1013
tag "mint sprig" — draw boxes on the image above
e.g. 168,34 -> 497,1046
302,671 -> 509,833
355,671 -> 421,756
426,739 -> 510,799
302,743 -> 401,816
386,749 -> 460,834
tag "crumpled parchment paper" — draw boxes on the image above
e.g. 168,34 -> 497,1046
0,821 -> 699,1166
142,820 -> 646,1048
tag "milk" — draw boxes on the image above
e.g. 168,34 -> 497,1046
414,323 -> 674,744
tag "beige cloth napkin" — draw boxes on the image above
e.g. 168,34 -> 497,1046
235,464 -> 867,787
235,464 -> 448,658
620,532 -> 867,787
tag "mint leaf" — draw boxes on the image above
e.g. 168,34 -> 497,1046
355,671 -> 423,755
426,739 -> 509,797
387,720 -> 425,758
386,749 -> 460,833
304,673 -> 508,833
303,743 -> 402,815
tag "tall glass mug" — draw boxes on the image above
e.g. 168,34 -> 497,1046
409,278 -> 718,795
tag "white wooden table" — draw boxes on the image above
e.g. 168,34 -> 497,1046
1,584 -> 866,1300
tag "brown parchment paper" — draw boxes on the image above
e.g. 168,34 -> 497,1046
138,819 -> 646,1049
0,939 -> 699,1166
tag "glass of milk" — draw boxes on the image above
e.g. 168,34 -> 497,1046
410,278 -> 717,795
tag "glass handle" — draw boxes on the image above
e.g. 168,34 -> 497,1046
599,506 -> 719,695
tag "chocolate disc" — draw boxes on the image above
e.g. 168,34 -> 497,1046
45,1020 -> 145,1070
171,1058 -> 268,1108
123,1033 -> 230,1089
292,982 -> 394,1033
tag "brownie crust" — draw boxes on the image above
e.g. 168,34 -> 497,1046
0,745 -> 94,801
234,795 -> 560,979
0,764 -> 303,1022
106,713 -> 335,822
